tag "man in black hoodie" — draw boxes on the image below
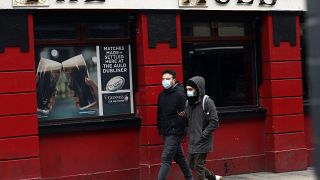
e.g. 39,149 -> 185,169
157,70 -> 193,180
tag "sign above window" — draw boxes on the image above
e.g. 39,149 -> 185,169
179,0 -> 277,8
6,0 -> 305,11
179,0 -> 208,7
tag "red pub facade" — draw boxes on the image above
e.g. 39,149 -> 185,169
0,0 -> 312,179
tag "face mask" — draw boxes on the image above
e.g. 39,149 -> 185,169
162,79 -> 172,89
187,90 -> 195,97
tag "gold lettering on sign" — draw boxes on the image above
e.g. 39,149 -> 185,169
179,0 -> 208,7
13,0 -> 49,6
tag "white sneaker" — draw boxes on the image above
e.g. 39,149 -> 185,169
215,175 -> 222,180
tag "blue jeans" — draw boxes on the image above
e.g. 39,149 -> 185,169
157,135 -> 193,180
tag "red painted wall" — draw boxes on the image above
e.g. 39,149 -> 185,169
0,14 -> 41,179
39,128 -> 140,179
260,15 -> 308,172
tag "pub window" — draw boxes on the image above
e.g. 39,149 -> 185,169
34,13 -> 136,122
181,15 -> 259,108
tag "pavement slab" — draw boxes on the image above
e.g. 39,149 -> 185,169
223,167 -> 317,180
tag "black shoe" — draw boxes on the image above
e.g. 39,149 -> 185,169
207,174 -> 215,180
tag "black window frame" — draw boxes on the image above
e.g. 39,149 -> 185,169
33,11 -> 140,133
181,12 -> 265,119
299,13 -> 310,112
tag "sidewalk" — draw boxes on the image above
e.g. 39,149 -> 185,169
223,167 -> 317,180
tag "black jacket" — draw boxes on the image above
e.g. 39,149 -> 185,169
157,83 -> 186,137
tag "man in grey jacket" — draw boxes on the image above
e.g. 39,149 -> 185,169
184,76 -> 221,180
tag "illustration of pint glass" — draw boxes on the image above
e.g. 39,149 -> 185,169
36,58 -> 62,114
62,54 -> 96,110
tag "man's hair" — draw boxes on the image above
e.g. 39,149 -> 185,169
162,69 -> 176,79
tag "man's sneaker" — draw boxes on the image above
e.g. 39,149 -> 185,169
215,175 -> 222,180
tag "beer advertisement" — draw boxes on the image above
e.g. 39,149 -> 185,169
97,45 -> 133,116
35,45 -> 133,120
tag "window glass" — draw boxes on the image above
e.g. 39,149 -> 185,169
193,22 -> 211,37
35,45 -> 134,120
34,14 -> 135,121
217,22 -> 247,37
183,43 -> 257,107
34,22 -> 77,40
86,22 -> 129,39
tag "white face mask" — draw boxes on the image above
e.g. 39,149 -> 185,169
187,90 -> 195,97
162,79 -> 172,89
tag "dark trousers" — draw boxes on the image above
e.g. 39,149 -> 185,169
157,135 -> 193,180
189,153 -> 215,180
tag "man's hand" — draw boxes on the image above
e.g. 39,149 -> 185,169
177,111 -> 185,117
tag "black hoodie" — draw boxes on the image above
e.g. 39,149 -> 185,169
157,83 -> 186,137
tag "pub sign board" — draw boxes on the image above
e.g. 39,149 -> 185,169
6,0 -> 306,11
179,0 -> 277,7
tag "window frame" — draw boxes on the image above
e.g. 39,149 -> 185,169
33,11 -> 140,132
181,13 -> 264,115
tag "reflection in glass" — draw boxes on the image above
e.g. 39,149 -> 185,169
218,22 -> 245,37
183,43 -> 257,107
34,23 -> 77,40
193,22 -> 211,37
86,22 -> 128,39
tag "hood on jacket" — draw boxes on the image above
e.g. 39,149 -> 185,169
188,76 -> 205,98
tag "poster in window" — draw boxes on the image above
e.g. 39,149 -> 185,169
35,44 -> 133,120
97,45 -> 134,116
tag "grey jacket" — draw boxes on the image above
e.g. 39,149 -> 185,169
185,76 -> 219,154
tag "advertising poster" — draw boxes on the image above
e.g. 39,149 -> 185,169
97,45 -> 134,116
35,44 -> 133,120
